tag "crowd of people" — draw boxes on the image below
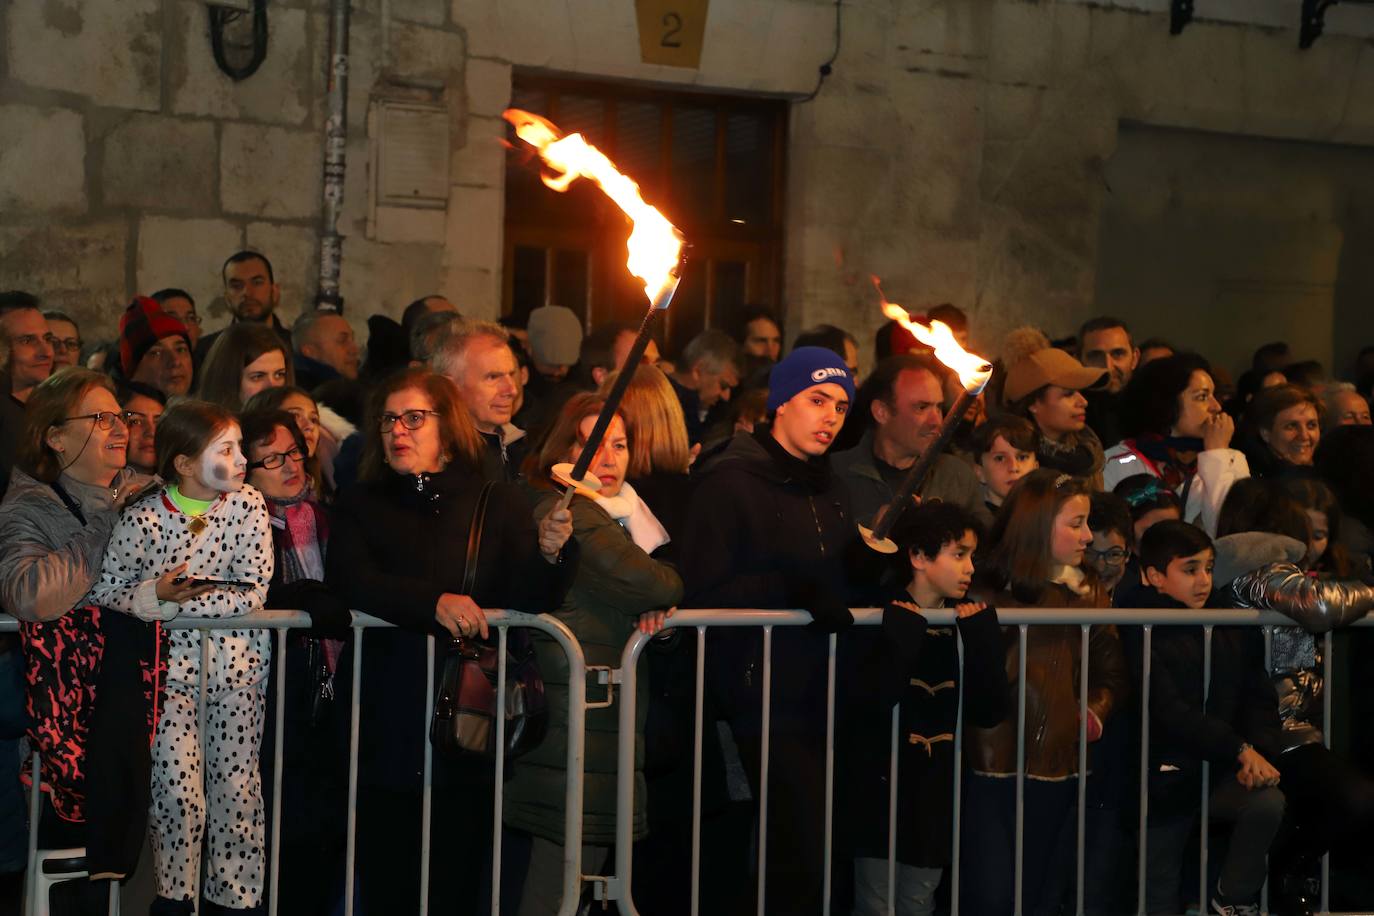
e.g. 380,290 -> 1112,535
0,249 -> 1373,916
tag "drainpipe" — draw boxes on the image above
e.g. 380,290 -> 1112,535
316,0 -> 349,312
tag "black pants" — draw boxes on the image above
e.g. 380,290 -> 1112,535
731,730 -> 833,916
959,773 -> 1079,916
356,780 -> 495,916
1273,742 -> 1374,870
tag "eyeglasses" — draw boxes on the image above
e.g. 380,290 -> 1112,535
1085,546 -> 1129,566
379,409 -> 440,432
247,446 -> 305,470
44,335 -> 82,353
59,411 -> 127,431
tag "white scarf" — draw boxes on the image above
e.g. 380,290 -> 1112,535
591,480 -> 670,555
1050,564 -> 1091,596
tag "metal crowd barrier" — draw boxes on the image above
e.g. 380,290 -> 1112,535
609,607 -> 1373,916
7,608 -> 590,916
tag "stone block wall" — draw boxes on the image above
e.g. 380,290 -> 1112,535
0,0 -> 468,343
3,0 -> 1373,369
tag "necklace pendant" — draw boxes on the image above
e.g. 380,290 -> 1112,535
187,516 -> 208,536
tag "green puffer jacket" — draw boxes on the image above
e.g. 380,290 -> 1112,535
503,489 -> 683,846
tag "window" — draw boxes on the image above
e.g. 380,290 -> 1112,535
503,76 -> 787,355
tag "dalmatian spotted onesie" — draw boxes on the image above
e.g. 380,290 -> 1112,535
89,485 -> 274,909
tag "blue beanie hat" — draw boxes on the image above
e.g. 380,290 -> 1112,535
767,346 -> 856,411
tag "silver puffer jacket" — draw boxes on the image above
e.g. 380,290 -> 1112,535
1223,540 -> 1374,750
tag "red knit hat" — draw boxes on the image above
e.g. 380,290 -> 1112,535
119,297 -> 191,376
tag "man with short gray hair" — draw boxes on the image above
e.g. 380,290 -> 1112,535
669,329 -> 740,445
431,321 -> 528,482
292,310 -> 361,390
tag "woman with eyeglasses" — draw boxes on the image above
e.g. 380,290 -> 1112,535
239,407 -> 351,916
0,368 -> 158,913
326,367 -> 575,916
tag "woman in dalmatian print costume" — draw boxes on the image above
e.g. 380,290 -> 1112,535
90,399 -> 274,916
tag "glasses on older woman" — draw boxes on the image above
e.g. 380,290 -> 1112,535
58,411 -> 128,431
378,409 -> 440,433
247,446 -> 305,471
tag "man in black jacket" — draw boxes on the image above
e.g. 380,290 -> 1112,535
680,346 -> 858,915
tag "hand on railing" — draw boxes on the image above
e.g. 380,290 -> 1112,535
637,606 -> 675,635
955,601 -> 988,619
436,593 -> 489,639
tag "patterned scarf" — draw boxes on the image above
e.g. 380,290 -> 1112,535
266,487 -> 338,671
1132,434 -> 1203,491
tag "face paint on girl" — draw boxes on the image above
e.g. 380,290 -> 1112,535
197,423 -> 247,493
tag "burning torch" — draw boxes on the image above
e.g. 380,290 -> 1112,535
502,108 -> 685,508
859,277 -> 994,554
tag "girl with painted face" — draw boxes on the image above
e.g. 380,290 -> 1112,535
89,399 -> 275,915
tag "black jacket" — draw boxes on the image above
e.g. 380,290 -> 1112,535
1125,586 -> 1283,811
326,465 -> 575,788
680,428 -> 868,735
838,595 -> 1006,866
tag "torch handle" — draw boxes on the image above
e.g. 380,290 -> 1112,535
870,387 -> 977,542
569,308 -> 660,483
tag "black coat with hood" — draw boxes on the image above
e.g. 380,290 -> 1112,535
680,428 -> 868,736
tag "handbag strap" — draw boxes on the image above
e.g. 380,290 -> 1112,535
462,482 -> 495,598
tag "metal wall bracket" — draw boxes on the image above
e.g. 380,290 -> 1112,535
1301,0 -> 1339,48
1170,0 -> 1195,35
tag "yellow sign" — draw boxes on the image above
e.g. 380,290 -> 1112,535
635,0 -> 709,69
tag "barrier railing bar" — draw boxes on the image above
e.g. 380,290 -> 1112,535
1200,625 -> 1213,916
196,631 -> 209,906
1322,629 -> 1333,914
1015,624 -> 1028,916
343,627 -> 362,916
1136,625 -> 1152,916
690,627 -> 706,916
268,627 -> 286,916
824,633 -> 837,916
886,701 -> 899,916
1076,624 -> 1089,916
24,751 -> 38,916
757,625 -> 773,916
951,630 -> 965,915
420,635 -> 434,916
491,626 -> 508,916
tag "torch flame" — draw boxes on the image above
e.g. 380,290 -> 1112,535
872,277 -> 993,392
503,108 -> 684,305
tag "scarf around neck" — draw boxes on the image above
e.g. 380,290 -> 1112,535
590,480 -> 670,555
1133,434 -> 1203,490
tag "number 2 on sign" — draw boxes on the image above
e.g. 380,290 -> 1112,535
661,11 -> 683,47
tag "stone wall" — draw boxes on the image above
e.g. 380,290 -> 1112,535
3,0 -> 1373,371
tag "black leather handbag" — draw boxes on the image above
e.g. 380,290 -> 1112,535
429,483 -> 548,762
